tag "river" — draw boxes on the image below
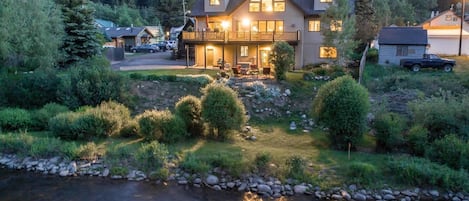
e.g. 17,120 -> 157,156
0,168 -> 314,201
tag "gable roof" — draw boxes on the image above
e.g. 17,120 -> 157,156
101,27 -> 151,38
378,27 -> 428,45
95,19 -> 117,28
190,0 -> 321,17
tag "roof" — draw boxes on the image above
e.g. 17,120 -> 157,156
95,19 -> 117,28
378,27 -> 428,45
190,0 -> 324,17
101,27 -> 151,38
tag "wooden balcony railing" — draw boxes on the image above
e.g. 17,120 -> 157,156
182,31 -> 300,43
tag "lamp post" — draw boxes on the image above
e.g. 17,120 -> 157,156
459,0 -> 466,56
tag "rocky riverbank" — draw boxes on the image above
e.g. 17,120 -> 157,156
1,153 -> 468,201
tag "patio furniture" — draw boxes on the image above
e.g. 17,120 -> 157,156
250,64 -> 259,78
262,67 -> 271,77
232,67 -> 241,77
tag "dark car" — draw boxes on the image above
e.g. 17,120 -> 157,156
400,54 -> 455,72
130,44 -> 159,53
154,42 -> 169,52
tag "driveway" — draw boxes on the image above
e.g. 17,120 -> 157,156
111,51 -> 189,71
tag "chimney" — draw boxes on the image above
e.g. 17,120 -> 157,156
431,11 -> 435,18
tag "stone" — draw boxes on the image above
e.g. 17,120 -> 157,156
285,89 -> 291,96
429,190 -> 440,197
59,170 -> 69,177
289,121 -> 297,130
193,178 -> 202,184
331,194 -> 343,200
68,162 -> 77,174
206,175 -> 219,185
178,179 -> 188,185
384,194 -> 396,200
293,184 -> 307,194
341,190 -> 351,200
227,182 -> 236,188
238,183 -> 247,191
453,197 -> 462,201
382,189 -> 393,195
257,184 -> 272,195
102,168 -> 110,177
353,193 -> 367,201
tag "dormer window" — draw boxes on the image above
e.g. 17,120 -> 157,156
320,0 -> 333,2
210,0 -> 220,6
249,0 -> 284,12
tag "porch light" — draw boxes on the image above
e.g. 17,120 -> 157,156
242,18 -> 251,27
221,21 -> 229,31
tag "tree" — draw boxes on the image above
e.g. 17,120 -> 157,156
269,41 -> 294,81
355,0 -> 378,50
201,83 -> 246,140
175,95 -> 204,137
56,0 -> 102,66
0,0 -> 64,72
311,75 -> 370,150
321,0 -> 358,65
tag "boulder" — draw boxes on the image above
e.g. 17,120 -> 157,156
257,184 -> 272,195
206,175 -> 219,185
353,193 -> 367,201
293,184 -> 307,194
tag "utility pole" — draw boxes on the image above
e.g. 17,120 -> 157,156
459,0 -> 466,56
183,0 -> 187,25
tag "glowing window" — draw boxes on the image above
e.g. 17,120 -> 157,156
330,20 -> 342,32
209,0 -> 220,5
241,46 -> 249,57
308,20 -> 320,32
320,47 -> 337,59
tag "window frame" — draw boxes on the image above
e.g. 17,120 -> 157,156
249,0 -> 285,12
209,0 -> 221,6
320,0 -> 332,2
308,20 -> 321,32
240,46 -> 249,57
396,45 -> 409,56
319,46 -> 337,59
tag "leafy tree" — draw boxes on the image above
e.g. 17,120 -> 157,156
0,0 -> 64,72
201,83 -> 246,140
408,0 -> 437,23
269,41 -> 294,81
320,0 -> 358,65
311,75 -> 370,150
355,0 -> 377,49
175,95 -> 204,137
56,0 -> 102,66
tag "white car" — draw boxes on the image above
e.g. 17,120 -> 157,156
166,40 -> 177,50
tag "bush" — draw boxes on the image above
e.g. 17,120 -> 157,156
426,134 -> 469,170
110,166 -> 129,176
76,142 -> 100,161
135,141 -> 168,173
270,41 -> 295,81
175,95 -> 204,137
31,103 -> 69,131
137,110 -> 187,143
254,152 -> 272,173
373,112 -> 406,152
149,168 -> 170,180
311,75 -> 370,150
345,161 -> 378,185
406,125 -> 429,156
0,108 -> 32,131
285,155 -> 307,181
366,48 -> 378,63
49,112 -> 79,140
119,120 -> 139,138
180,152 -> 210,174
388,157 -> 469,191
201,83 -> 246,140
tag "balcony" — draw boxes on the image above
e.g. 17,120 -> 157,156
182,31 -> 300,44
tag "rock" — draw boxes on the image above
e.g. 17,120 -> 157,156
102,168 -> 110,177
59,170 -> 69,177
289,121 -> 297,130
384,194 -> 396,200
453,197 -> 461,201
293,184 -> 307,194
429,190 -> 439,197
341,190 -> 351,200
237,183 -> 247,191
226,182 -> 235,188
257,184 -> 272,195
353,193 -> 367,201
178,179 -> 188,185
382,189 -> 393,195
285,89 -> 291,96
348,184 -> 357,192
331,194 -> 343,200
193,178 -> 202,184
68,162 -> 77,174
206,175 -> 219,185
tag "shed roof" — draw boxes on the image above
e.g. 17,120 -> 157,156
101,27 -> 150,38
378,27 -> 428,45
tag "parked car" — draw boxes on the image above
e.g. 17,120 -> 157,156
154,42 -> 169,52
166,40 -> 177,50
400,54 -> 455,72
130,44 -> 159,53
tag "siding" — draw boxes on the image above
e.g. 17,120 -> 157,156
378,45 -> 426,66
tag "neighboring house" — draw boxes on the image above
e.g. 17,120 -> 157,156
95,19 -> 117,28
170,25 -> 184,41
146,25 -> 166,43
420,10 -> 469,55
378,27 -> 428,66
182,0 -> 341,69
101,27 -> 154,51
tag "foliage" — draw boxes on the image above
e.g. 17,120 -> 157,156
137,110 -> 187,143
119,120 -> 140,138
175,95 -> 204,137
0,108 -> 32,131
201,83 -> 247,140
149,168 -> 170,181
344,161 -> 378,185
285,155 -> 307,181
56,0 -> 101,65
0,0 -> 64,71
320,0 -> 358,65
312,75 -> 370,150
406,125 -> 429,156
387,156 -> 469,191
366,48 -> 378,63
254,152 -> 272,173
31,103 -> 70,131
373,112 -> 406,152
76,142 -> 100,161
110,166 -> 129,176
269,41 -> 295,81
135,141 -> 169,173
57,56 -> 130,109
179,152 -> 210,174
354,0 -> 378,47
48,112 -> 79,140
426,134 -> 469,170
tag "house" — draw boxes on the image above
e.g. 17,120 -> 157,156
95,19 -> 117,28
181,0 -> 342,69
420,10 -> 469,56
101,27 -> 154,51
378,27 -> 428,65
146,26 -> 166,43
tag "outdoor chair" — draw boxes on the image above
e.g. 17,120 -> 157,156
232,67 -> 241,77
262,67 -> 271,77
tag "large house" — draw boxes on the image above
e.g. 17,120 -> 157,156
378,27 -> 428,66
182,0 -> 340,70
420,10 -> 469,56
101,27 -> 154,51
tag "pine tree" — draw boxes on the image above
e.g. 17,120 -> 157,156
57,0 -> 102,66
355,0 -> 377,50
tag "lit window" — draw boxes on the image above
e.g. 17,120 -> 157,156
241,46 -> 249,57
320,47 -> 337,59
210,0 -> 220,5
249,0 -> 260,12
320,0 -> 332,2
308,20 -> 320,32
262,0 -> 273,12
274,0 -> 285,12
330,20 -> 342,32
396,46 -> 408,56
249,0 -> 284,12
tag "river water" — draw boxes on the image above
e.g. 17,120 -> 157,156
0,168 -> 314,201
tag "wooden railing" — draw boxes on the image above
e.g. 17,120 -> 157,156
182,31 -> 300,42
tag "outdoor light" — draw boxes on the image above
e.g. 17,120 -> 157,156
221,21 -> 229,30
242,18 -> 250,27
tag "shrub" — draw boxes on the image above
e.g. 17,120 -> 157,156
345,161 -> 378,185
137,110 -> 187,143
149,168 -> 170,180
269,41 -> 295,81
110,166 -> 129,176
0,108 -> 32,131
135,141 -> 169,173
175,95 -> 204,137
31,103 -> 69,131
104,144 -> 134,166
201,83 -> 246,140
119,120 -> 139,138
285,155 -> 306,181
366,48 -> 378,63
373,112 -> 406,152
76,142 -> 100,161
426,134 -> 469,170
180,152 -> 210,174
388,157 -> 469,191
311,75 -> 370,150
406,125 -> 429,156
49,112 -> 79,140
254,152 -> 272,173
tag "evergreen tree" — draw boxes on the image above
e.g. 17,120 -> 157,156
56,0 -> 102,66
355,0 -> 377,50
321,0 -> 358,65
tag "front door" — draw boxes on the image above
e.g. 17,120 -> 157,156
207,49 -> 214,66
260,50 -> 271,67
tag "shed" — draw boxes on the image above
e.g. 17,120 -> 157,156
378,27 -> 428,65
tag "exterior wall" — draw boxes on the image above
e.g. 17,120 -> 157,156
302,16 -> 329,66
204,0 -> 229,12
314,0 -> 330,11
378,45 -> 426,66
